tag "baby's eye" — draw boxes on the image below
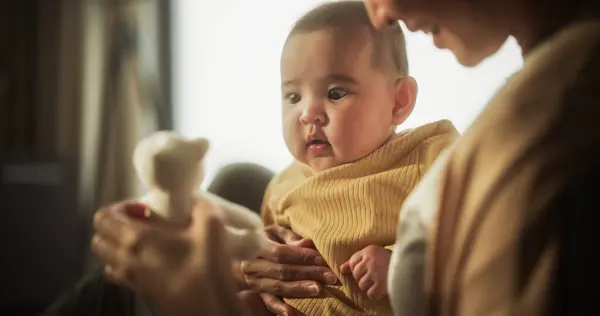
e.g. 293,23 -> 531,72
327,87 -> 348,101
285,92 -> 301,104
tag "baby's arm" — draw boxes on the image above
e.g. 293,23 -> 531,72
340,245 -> 392,300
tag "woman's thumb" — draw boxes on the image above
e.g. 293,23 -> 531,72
291,238 -> 315,248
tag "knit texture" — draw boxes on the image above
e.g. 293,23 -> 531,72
262,120 -> 459,316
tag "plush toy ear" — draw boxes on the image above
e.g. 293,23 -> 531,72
189,138 -> 210,160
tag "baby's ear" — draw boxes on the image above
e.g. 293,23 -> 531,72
392,76 -> 417,125
189,138 -> 210,160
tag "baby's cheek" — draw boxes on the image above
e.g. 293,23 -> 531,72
329,125 -> 368,158
282,121 -> 303,155
349,124 -> 384,155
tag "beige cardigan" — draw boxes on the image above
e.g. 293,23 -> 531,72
422,19 -> 600,316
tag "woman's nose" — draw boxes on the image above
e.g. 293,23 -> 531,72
363,0 -> 401,29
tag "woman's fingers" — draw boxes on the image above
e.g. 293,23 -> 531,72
292,238 -> 315,248
260,242 -> 327,266
103,264 -> 134,288
264,225 -> 316,248
264,224 -> 302,244
261,292 -> 296,316
91,205 -> 141,287
93,206 -> 129,245
121,201 -> 151,219
242,259 -> 338,285
232,259 -> 248,288
92,202 -> 183,289
90,198 -> 250,315
245,276 -> 322,298
91,234 -> 122,268
237,290 -> 272,316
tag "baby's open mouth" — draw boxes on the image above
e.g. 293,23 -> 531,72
307,139 -> 329,145
307,139 -> 330,154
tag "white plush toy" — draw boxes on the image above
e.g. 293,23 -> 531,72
132,130 -> 268,260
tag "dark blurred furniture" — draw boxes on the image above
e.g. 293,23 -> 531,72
208,163 -> 274,214
0,158 -> 85,316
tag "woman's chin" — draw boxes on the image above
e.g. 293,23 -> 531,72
454,51 -> 487,67
451,40 -> 507,68
450,44 -> 502,67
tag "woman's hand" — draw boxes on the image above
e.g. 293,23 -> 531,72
91,199 -> 248,316
236,225 -> 339,316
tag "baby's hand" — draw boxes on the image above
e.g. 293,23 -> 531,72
340,245 -> 391,300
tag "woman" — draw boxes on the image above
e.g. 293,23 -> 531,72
363,0 -> 600,315
91,0 -> 600,315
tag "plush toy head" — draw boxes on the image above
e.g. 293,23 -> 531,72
133,131 -> 209,196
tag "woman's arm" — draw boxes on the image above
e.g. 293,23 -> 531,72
90,199 -> 337,316
40,267 -> 137,316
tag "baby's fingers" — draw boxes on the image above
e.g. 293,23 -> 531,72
340,251 -> 364,275
351,261 -> 368,283
366,282 -> 387,301
340,261 -> 351,274
358,273 -> 375,292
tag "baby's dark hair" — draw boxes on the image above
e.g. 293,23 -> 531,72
287,0 -> 408,76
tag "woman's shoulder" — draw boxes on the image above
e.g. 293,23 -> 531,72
517,19 -> 600,89
510,18 -> 600,137
447,18 -> 600,201
449,19 -> 600,200
469,18 -> 600,137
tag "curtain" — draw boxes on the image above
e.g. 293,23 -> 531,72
79,0 -> 172,269
0,0 -> 172,207
0,0 -> 83,156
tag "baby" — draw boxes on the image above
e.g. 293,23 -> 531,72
259,1 -> 459,315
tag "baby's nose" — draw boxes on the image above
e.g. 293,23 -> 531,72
299,104 -> 327,126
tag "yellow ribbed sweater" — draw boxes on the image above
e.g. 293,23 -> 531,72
261,120 -> 459,316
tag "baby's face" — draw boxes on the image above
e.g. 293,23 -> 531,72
281,27 -> 400,172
